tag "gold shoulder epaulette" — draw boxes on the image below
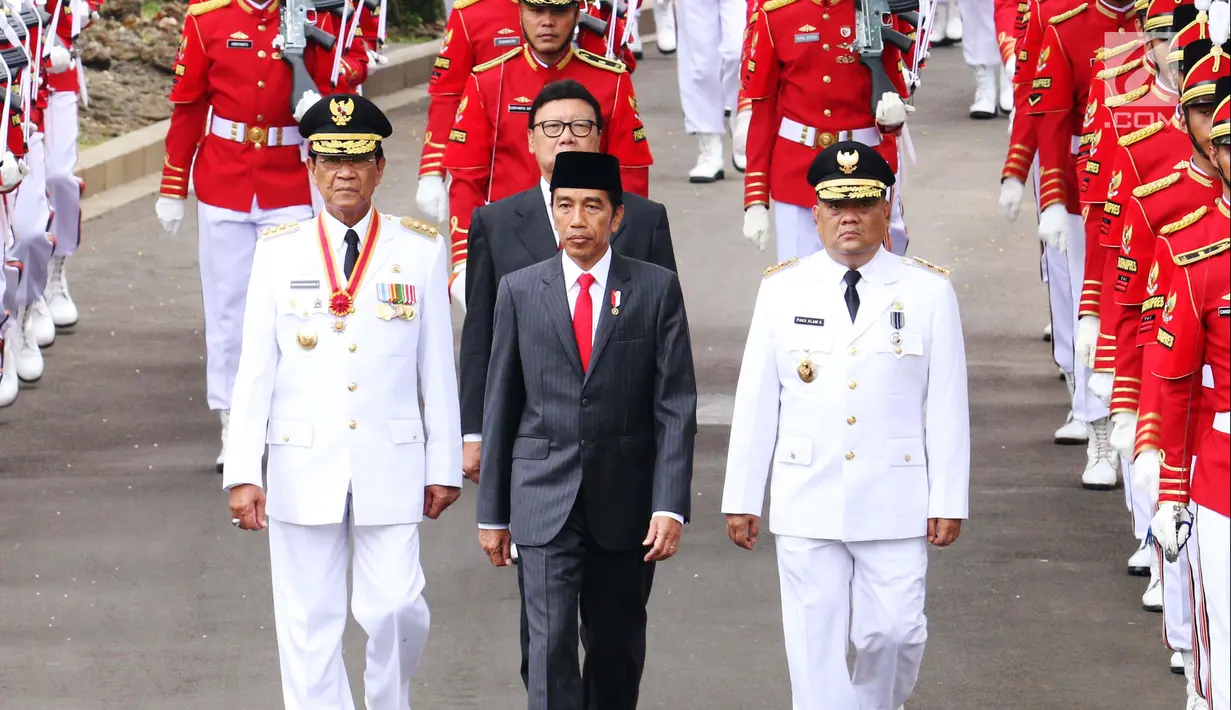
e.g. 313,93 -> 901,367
1049,2 -> 1088,24
763,0 -> 800,10
1173,238 -> 1230,265
573,48 -> 627,73
1095,37 -> 1142,61
903,256 -> 951,278
1159,205 -> 1209,235
474,46 -> 521,73
1096,57 -> 1144,81
763,257 -> 799,277
259,221 -> 301,238
1104,83 -> 1151,107
1132,171 -> 1182,198
1118,120 -> 1164,147
188,0 -> 231,15
1174,160 -> 1190,170
400,215 -> 439,240
451,0 -> 483,9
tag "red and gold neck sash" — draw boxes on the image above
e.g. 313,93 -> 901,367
316,211 -> 381,317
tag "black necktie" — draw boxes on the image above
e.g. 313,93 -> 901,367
343,229 -> 360,281
843,269 -> 862,322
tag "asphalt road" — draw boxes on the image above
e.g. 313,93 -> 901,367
0,45 -> 1189,710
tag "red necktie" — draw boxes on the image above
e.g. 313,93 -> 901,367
573,273 -> 596,370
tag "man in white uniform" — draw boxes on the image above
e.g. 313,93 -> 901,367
224,94 -> 462,709
722,141 -> 970,710
674,0 -> 744,182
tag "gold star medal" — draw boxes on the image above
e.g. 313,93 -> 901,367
333,319 -> 347,334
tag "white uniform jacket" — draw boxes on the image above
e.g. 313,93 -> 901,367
222,209 -> 463,527
721,247 -> 970,542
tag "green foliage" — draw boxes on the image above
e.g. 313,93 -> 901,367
139,1 -> 161,18
383,0 -> 444,29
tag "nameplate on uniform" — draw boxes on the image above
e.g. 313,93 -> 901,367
507,104 -> 532,113
1032,78 -> 1052,89
494,36 -> 520,47
1220,306 -> 1230,317
434,56 -> 450,70
794,316 -> 825,327
1142,295 -> 1165,312
794,32 -> 820,43
227,39 -> 252,49
1157,328 -> 1175,348
1086,160 -> 1100,174
290,279 -> 321,290
1104,201 -> 1121,216
1116,256 -> 1137,273
449,129 -> 467,143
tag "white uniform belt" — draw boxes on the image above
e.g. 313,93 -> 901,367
210,115 -> 302,147
778,118 -> 880,149
1214,411 -> 1229,434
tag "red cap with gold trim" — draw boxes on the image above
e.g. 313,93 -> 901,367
1211,75 -> 1231,143
1169,1 -> 1211,62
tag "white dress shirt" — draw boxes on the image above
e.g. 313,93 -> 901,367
479,246 -> 684,529
540,177 -> 561,247
321,207 -> 375,269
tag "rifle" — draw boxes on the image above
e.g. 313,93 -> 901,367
854,0 -> 919,115
313,0 -> 379,21
1,46 -> 28,74
6,14 -> 27,41
18,6 -> 51,29
275,0 -> 339,114
576,0 -> 636,57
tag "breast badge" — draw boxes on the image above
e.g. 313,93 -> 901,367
296,326 -> 318,351
797,358 -> 816,383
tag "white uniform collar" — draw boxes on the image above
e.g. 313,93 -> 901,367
321,207 -> 376,251
816,244 -> 894,285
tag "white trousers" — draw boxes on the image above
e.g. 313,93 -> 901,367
772,194 -> 907,264
5,133 -> 54,307
196,199 -> 313,410
675,0 -> 745,134
776,535 -> 928,710
1044,212 -> 1106,422
1192,504 -> 1229,710
0,208 -> 15,321
269,516 -> 431,710
1125,458 -> 1151,540
1160,500 -> 1196,652
957,0 -> 999,67
44,91 -> 82,258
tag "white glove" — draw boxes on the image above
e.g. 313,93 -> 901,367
1151,501 -> 1193,563
732,108 -> 751,159
415,175 -> 449,225
449,266 -> 467,313
1088,372 -> 1113,403
155,196 -> 185,235
293,90 -> 322,123
999,177 -> 1024,222
1037,203 -> 1069,251
1075,316 -> 1100,369
874,92 -> 914,129
1132,450 -> 1161,506
1110,412 -> 1137,459
366,49 -> 390,65
742,204 -> 770,252
0,151 -> 28,191
47,45 -> 73,74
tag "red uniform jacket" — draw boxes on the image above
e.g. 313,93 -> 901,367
741,0 -> 905,210
160,0 -> 368,211
441,45 -> 652,269
1002,0 -> 1050,184
995,0 -> 1021,66
736,0 -> 764,114
45,0 -> 105,94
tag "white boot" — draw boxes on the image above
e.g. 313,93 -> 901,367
970,65 -> 997,119
1081,417 -> 1119,489
945,8 -> 963,42
1127,537 -> 1152,576
930,2 -> 952,46
1054,373 -> 1089,444
0,320 -> 18,407
1171,650 -> 1185,675
217,409 -> 230,473
1183,651 -> 1210,709
15,305 -> 44,382
999,59 -> 1015,114
29,295 -> 56,347
628,17 -> 643,58
653,0 -> 676,54
45,255 -> 78,327
1141,553 -> 1163,612
688,133 -> 725,183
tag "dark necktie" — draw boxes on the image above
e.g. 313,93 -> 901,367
343,229 -> 360,281
843,269 -> 862,323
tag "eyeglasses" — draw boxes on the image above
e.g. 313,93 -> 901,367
534,119 -> 597,138
317,155 -> 378,170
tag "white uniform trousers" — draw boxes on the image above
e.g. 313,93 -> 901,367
1046,212 -> 1105,422
776,535 -> 928,710
44,91 -> 83,257
1191,504 -> 1229,710
1125,457 -> 1151,540
196,199 -> 313,411
5,133 -> 54,307
269,516 -> 431,710
1,208 -> 16,322
1159,500 -> 1195,653
956,0 -> 999,66
772,193 -> 907,264
675,0 -> 745,134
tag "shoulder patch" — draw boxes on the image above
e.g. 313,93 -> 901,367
474,46 -> 521,73
1117,120 -> 1164,147
1173,238 -> 1230,266
763,0 -> 800,9
1048,2 -> 1088,24
903,256 -> 951,278
1159,205 -> 1209,236
1095,37 -> 1142,61
1096,57 -> 1143,81
259,221 -> 301,238
451,0 -> 483,9
573,47 -> 627,73
1131,171 -> 1182,198
399,215 -> 439,240
188,0 -> 231,16
763,257 -> 799,278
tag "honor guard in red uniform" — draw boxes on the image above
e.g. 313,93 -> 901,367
0,41 -> 31,408
440,0 -> 652,305
416,0 -> 637,226
1025,0 -> 1138,489
739,0 -> 912,263
731,0 -> 762,173
157,0 -> 370,471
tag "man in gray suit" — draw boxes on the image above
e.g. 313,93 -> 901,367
477,151 -> 697,710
